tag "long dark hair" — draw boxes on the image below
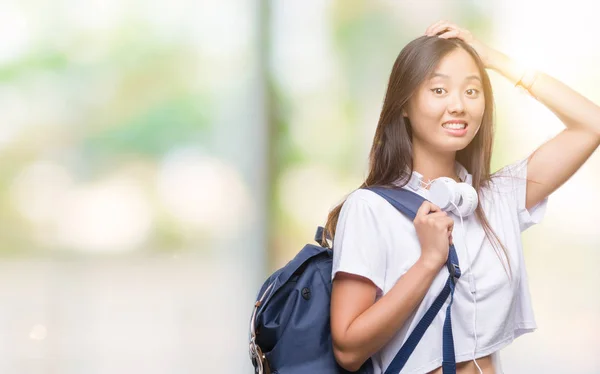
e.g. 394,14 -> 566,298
324,35 -> 510,273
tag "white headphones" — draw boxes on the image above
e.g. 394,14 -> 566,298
402,169 -> 479,217
429,177 -> 478,217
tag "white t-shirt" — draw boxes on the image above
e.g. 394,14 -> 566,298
331,158 -> 548,374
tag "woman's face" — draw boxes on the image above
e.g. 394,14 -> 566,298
404,47 -> 485,154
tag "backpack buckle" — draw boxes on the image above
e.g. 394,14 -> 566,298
249,282 -> 275,374
314,226 -> 331,248
250,339 -> 272,374
249,339 -> 265,374
448,263 -> 461,280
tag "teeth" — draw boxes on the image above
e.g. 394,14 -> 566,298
443,123 -> 466,130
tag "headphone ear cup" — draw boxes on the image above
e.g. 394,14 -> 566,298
429,177 -> 459,211
454,183 -> 478,217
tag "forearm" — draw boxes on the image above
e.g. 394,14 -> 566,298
336,257 -> 440,369
488,49 -> 600,136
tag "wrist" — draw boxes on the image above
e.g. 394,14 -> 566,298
515,68 -> 539,94
486,48 -> 510,73
479,46 -> 497,70
417,254 -> 444,273
488,50 -> 533,87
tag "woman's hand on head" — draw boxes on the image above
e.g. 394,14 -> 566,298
424,20 -> 496,69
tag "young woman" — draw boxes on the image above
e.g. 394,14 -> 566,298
327,21 -> 600,374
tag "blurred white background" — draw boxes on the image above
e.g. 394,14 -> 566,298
0,0 -> 598,373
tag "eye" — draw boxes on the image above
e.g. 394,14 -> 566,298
466,88 -> 480,97
431,88 -> 446,95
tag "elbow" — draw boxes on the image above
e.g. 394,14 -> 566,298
333,346 -> 366,372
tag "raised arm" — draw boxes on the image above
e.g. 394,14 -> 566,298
487,50 -> 600,210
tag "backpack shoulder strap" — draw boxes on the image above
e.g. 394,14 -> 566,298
364,186 -> 461,374
363,186 -> 425,220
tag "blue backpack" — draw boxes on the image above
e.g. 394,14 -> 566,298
249,187 -> 463,374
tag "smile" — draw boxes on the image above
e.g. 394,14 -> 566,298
442,121 -> 468,130
441,121 -> 468,136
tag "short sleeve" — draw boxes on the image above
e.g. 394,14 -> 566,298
331,192 -> 387,294
491,157 -> 548,232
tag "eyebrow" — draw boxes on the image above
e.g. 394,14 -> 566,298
430,73 -> 482,83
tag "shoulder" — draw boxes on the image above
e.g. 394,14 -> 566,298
341,188 -> 409,218
344,188 -> 389,208
337,189 -> 383,226
338,188 -> 415,233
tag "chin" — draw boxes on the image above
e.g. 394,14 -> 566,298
436,139 -> 473,152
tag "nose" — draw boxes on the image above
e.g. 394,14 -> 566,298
447,92 -> 465,114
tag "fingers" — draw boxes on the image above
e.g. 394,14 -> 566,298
426,211 -> 448,219
434,216 -> 454,230
415,202 -> 455,236
425,20 -> 453,36
432,215 -> 455,246
425,20 -> 462,37
416,208 -> 454,231
437,29 -> 461,39
425,20 -> 446,35
416,201 -> 441,217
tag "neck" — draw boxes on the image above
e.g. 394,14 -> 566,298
412,144 -> 460,184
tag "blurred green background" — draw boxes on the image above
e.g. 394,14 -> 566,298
0,0 -> 598,373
